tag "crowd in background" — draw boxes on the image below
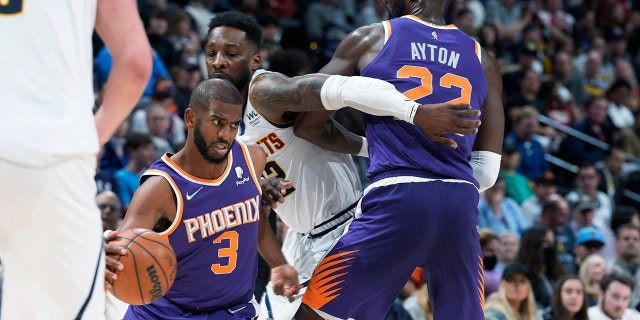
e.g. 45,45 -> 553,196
85,0 -> 640,319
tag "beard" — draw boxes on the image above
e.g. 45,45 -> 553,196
193,120 -> 234,164
386,1 -> 407,19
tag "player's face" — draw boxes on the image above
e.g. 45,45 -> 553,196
560,279 -> 584,315
385,0 -> 410,19
205,26 -> 261,93
193,101 -> 242,164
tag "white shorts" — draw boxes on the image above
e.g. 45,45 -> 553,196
0,155 -> 106,320
259,219 -> 351,320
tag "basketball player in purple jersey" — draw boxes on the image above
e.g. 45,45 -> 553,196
293,0 -> 505,319
104,79 -> 301,319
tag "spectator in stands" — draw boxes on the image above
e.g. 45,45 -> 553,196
484,0 -> 536,46
478,176 -> 529,237
505,106 -> 549,182
609,224 -> 640,310
566,163 -> 614,230
597,146 -> 627,207
579,253 -> 610,307
537,196 -> 576,274
518,226 -> 565,309
542,274 -> 588,320
481,228 -> 503,298
500,138 -> 534,204
257,13 -> 283,69
588,272 -> 640,319
606,79 -> 635,131
521,171 -> 559,226
560,97 -> 616,165
549,50 -> 589,109
505,68 -> 546,134
167,10 -> 200,61
618,108 -> 640,158
114,133 -> 155,211
484,262 -> 539,320
573,226 -> 606,273
145,9 -> 179,69
496,231 -> 519,275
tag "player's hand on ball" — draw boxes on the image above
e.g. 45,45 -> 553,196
270,264 -> 303,302
103,230 -> 127,289
413,103 -> 481,149
260,177 -> 293,209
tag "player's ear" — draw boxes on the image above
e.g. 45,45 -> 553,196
184,108 -> 197,129
250,53 -> 262,72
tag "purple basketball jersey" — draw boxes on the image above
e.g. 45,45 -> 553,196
361,16 -> 488,185
127,140 -> 261,316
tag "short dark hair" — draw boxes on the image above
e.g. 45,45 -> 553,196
610,206 -> 640,233
188,79 -> 243,113
125,132 -> 153,151
600,272 -> 635,293
207,11 -> 262,52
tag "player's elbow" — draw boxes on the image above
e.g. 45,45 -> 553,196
471,151 -> 501,192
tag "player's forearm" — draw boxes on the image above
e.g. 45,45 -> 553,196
251,73 -> 418,124
95,56 -> 151,146
94,0 -> 152,146
257,208 -> 288,268
293,112 -> 364,155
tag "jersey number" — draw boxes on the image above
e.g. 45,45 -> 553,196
0,0 -> 24,15
263,160 -> 296,197
397,65 -> 472,104
210,231 -> 238,274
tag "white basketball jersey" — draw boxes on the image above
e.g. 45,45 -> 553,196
240,69 -> 362,233
0,0 -> 99,166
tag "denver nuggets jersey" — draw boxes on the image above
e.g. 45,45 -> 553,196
135,140 -> 261,312
0,0 -> 99,166
239,69 -> 362,233
361,16 -> 488,186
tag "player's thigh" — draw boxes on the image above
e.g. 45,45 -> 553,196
0,156 -> 105,319
301,184 -> 431,318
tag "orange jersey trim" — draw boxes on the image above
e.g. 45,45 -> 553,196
382,20 -> 392,44
144,169 -> 184,238
237,139 -> 262,196
161,153 -> 232,185
404,15 -> 458,29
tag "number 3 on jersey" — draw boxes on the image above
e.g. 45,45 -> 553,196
397,65 -> 472,104
0,0 -> 24,15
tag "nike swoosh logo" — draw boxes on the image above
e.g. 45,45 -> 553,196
186,186 -> 204,200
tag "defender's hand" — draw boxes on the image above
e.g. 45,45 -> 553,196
413,103 -> 481,149
260,177 -> 293,209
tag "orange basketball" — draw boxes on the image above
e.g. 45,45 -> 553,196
107,228 -> 177,305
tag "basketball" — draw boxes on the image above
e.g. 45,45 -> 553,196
107,228 -> 177,305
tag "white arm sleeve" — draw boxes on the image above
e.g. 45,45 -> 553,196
471,151 -> 501,192
320,75 -> 419,123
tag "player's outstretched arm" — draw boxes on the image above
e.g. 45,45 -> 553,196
94,0 -> 152,146
471,48 -> 505,191
247,144 -> 302,298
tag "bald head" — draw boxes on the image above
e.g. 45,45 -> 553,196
188,79 -> 243,113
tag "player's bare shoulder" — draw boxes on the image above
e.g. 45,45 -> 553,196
479,46 -> 500,73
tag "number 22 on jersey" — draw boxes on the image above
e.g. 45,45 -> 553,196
0,0 -> 24,15
397,65 -> 472,104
